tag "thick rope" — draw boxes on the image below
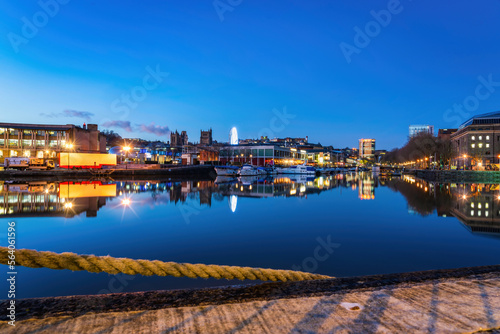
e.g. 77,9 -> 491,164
0,247 -> 332,282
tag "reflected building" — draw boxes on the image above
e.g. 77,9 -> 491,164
358,174 -> 376,200
0,181 -> 115,218
397,176 -> 500,238
450,184 -> 500,238
1,174 -> 385,218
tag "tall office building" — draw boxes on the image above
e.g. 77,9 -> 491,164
359,139 -> 375,159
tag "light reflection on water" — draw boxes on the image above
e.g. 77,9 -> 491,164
0,173 -> 499,298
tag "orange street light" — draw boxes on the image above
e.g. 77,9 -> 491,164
123,146 -> 131,169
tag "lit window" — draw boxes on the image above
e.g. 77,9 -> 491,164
471,202 -> 474,208
486,203 -> 489,209
471,210 -> 474,216
472,136 -> 475,140
479,143 -> 483,148
478,211 -> 482,216
479,136 -> 483,140
486,211 -> 489,217
478,203 -> 482,209
486,143 -> 490,148
471,144 -> 475,148
486,136 -> 490,140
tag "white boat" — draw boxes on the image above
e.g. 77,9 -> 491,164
279,164 -> 316,175
240,165 -> 262,176
215,176 -> 238,184
238,175 -> 261,185
215,166 -> 240,176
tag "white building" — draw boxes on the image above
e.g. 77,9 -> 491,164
409,125 -> 434,137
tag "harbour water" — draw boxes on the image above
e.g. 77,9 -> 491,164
1,173 -> 499,298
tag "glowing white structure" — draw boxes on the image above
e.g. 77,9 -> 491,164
229,127 -> 238,145
229,195 -> 238,213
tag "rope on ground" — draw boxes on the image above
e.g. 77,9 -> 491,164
0,247 -> 333,282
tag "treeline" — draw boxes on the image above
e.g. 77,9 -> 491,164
382,133 -> 453,167
101,130 -> 167,148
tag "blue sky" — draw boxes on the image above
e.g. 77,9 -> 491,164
1,0 -> 500,150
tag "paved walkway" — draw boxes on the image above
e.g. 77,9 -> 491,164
1,266 -> 499,333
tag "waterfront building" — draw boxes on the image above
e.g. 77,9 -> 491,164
238,136 -> 308,146
170,130 -> 188,147
181,145 -> 219,165
359,139 -> 375,159
269,136 -> 308,145
200,129 -> 213,146
219,144 -> 307,166
409,125 -> 434,137
450,111 -> 500,169
0,122 -> 106,163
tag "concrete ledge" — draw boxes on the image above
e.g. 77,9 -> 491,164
2,264 -> 499,322
0,165 -> 215,181
416,169 -> 500,182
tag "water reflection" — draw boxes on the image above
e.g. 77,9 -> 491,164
0,181 -> 115,218
2,174 -> 499,238
398,176 -> 500,238
0,173 -> 381,218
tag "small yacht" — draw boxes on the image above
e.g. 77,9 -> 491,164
240,164 -> 261,176
278,163 -> 316,175
215,165 -> 240,176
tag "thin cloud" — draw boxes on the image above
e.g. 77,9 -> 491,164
102,120 -> 133,132
138,122 -> 170,136
40,109 -> 94,121
102,120 -> 170,136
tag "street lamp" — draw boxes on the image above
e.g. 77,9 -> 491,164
123,146 -> 131,170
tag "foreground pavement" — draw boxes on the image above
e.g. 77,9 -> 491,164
1,265 -> 499,333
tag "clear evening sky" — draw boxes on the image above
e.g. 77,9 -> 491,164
1,0 -> 500,150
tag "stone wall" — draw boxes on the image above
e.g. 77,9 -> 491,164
415,169 -> 500,182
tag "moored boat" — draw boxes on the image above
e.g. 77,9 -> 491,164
240,164 -> 260,176
278,163 -> 316,175
215,166 -> 240,176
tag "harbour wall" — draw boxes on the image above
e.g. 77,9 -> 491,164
0,165 -> 216,181
415,169 -> 500,182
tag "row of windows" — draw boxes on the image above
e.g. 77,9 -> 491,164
4,150 -> 56,158
471,202 -> 489,209
470,210 -> 489,217
471,135 -> 490,141
0,129 -> 66,136
220,149 -> 274,157
471,143 -> 490,148
0,139 -> 65,147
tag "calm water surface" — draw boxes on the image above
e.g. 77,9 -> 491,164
1,173 -> 499,298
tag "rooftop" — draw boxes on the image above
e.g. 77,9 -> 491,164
0,122 -> 75,131
458,111 -> 500,129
